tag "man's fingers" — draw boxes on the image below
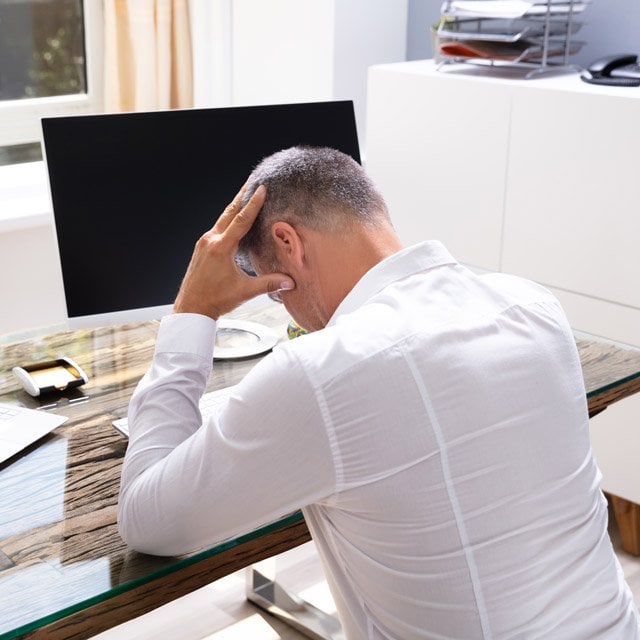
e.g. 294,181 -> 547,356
222,185 -> 266,244
246,272 -> 295,300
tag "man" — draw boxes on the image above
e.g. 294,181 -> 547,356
118,147 -> 639,639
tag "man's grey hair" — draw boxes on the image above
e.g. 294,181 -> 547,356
237,146 -> 389,266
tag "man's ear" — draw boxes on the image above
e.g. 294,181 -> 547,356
271,222 -> 305,271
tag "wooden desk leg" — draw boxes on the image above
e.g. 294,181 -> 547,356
609,494 -> 640,556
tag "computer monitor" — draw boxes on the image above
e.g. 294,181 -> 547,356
41,101 -> 361,336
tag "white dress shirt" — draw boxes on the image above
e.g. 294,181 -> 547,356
118,241 -> 640,640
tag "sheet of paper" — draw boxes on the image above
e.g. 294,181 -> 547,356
444,1 -> 587,19
445,1 -> 533,19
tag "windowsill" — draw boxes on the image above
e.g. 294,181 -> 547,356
0,161 -> 52,233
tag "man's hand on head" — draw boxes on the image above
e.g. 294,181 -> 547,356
173,183 -> 295,320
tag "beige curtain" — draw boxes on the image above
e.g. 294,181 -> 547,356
104,0 -> 193,112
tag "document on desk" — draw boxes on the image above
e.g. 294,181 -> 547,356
0,403 -> 67,464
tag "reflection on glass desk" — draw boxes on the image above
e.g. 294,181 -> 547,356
0,305 -> 639,640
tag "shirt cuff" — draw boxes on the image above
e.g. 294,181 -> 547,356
155,313 -> 217,361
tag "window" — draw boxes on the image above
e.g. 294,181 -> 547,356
0,0 -> 86,101
0,0 -> 103,159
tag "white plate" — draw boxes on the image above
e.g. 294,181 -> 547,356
214,319 -> 279,360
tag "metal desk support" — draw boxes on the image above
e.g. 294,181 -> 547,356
246,563 -> 344,640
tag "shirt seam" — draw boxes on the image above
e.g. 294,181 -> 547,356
291,350 -> 345,494
405,349 -> 493,640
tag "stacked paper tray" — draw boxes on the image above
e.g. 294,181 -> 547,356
435,0 -> 588,76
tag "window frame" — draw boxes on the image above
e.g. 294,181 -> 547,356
0,0 -> 104,147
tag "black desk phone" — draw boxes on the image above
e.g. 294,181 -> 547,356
580,54 -> 640,87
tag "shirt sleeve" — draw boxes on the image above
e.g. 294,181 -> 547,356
117,313 -> 336,556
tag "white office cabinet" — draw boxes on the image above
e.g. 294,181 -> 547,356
366,60 -> 640,503
231,0 -> 408,147
366,67 -> 511,271
366,60 -> 640,342
590,395 -> 640,504
504,88 -> 640,309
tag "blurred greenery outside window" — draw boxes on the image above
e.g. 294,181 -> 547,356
0,0 -> 86,166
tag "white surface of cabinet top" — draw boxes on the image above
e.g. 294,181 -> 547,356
371,58 -> 640,98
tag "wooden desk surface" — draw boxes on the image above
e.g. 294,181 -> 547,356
0,306 -> 639,640
576,338 -> 640,417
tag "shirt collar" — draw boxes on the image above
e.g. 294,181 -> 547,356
328,240 -> 458,326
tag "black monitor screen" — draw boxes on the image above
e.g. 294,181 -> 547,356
41,101 -> 360,322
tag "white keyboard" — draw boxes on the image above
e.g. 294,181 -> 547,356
112,385 -> 236,437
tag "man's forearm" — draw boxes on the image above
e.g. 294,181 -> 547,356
117,313 -> 216,551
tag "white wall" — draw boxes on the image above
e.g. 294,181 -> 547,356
230,0 -> 407,148
332,0 -> 408,149
231,0 -> 335,106
0,225 -> 66,335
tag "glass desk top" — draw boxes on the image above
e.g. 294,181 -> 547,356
0,306 -> 638,639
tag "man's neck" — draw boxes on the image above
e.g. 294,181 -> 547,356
312,221 -> 404,323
